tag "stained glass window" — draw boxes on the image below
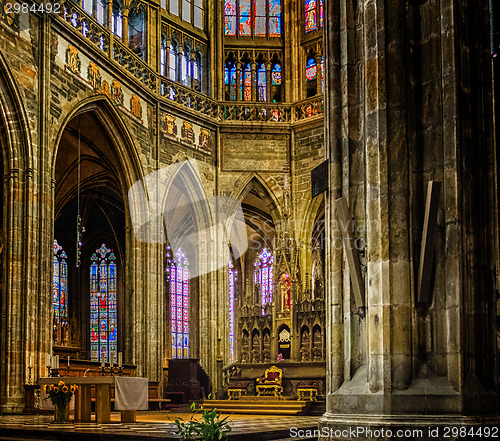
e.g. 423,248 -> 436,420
225,62 -> 237,100
224,0 -> 237,35
241,64 -> 252,100
305,0 -> 323,32
224,0 -> 281,37
169,44 -> 177,81
53,240 -> 69,346
268,0 -> 281,36
167,247 -> 190,359
272,63 -> 281,85
111,0 -> 122,38
306,57 -> 317,81
254,248 -> 274,315
228,261 -> 237,363
181,51 -> 190,86
239,0 -> 251,35
170,0 -> 179,15
160,39 -> 167,77
194,0 -> 203,28
254,0 -> 266,36
90,244 -> 117,362
321,55 -> 324,92
257,63 -> 267,101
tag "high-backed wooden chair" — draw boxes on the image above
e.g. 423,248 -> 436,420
256,365 -> 283,397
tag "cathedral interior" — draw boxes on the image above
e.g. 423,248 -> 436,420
0,0 -> 499,439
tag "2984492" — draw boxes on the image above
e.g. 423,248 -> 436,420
4,2 -> 61,14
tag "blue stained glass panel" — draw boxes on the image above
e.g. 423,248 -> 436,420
239,0 -> 251,35
257,64 -> 267,101
90,244 -> 117,362
269,0 -> 281,36
53,240 -> 69,345
167,248 -> 190,359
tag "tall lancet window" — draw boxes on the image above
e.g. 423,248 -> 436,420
305,0 -> 323,33
167,247 -> 190,359
53,240 -> 69,345
90,244 -> 117,362
254,248 -> 274,315
228,261 -> 237,363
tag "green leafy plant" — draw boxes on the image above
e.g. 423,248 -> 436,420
173,401 -> 232,441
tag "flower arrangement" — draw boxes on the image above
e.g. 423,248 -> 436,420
44,381 -> 77,423
276,353 -> 284,363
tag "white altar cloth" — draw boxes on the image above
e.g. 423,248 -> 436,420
114,376 -> 148,410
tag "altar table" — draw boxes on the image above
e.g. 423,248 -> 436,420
39,376 -> 148,423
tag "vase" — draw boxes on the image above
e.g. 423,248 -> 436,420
53,404 -> 70,423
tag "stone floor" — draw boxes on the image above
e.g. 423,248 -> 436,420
0,412 -> 319,440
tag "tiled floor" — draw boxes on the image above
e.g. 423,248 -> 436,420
0,412 -> 319,440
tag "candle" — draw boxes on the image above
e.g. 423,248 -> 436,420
101,357 -> 105,368
47,354 -> 51,367
29,355 -> 32,366
110,351 -> 114,367
67,356 -> 70,366
118,352 -> 122,368
51,355 -> 55,368
56,355 -> 59,369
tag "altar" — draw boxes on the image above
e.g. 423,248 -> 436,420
39,376 -> 148,423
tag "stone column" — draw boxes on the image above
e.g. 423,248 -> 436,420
265,61 -> 272,102
319,0 -> 499,436
250,62 -> 256,101
122,5 -> 130,45
235,62 -> 241,101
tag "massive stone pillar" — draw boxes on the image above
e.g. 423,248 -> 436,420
320,0 -> 499,436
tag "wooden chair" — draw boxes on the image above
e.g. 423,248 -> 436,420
256,365 -> 283,397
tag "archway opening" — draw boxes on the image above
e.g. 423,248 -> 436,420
54,111 -> 126,362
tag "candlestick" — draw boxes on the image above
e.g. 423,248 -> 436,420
28,365 -> 33,385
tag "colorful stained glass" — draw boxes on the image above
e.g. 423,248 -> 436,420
305,0 -> 316,32
321,55 -> 324,92
319,0 -> 323,28
254,0 -> 266,36
53,239 -> 69,346
254,248 -> 274,315
225,63 -> 237,100
169,44 -> 177,81
241,64 -> 251,101
268,0 -> 281,36
224,0 -> 237,35
239,0 -> 251,35
167,247 -> 189,359
90,244 -> 117,362
228,261 -> 236,363
256,64 -> 267,101
306,57 -> 317,81
272,63 -> 281,85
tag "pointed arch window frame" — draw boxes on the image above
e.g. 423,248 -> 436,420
90,243 -> 118,363
254,248 -> 274,315
53,239 -> 69,346
167,246 -> 190,359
